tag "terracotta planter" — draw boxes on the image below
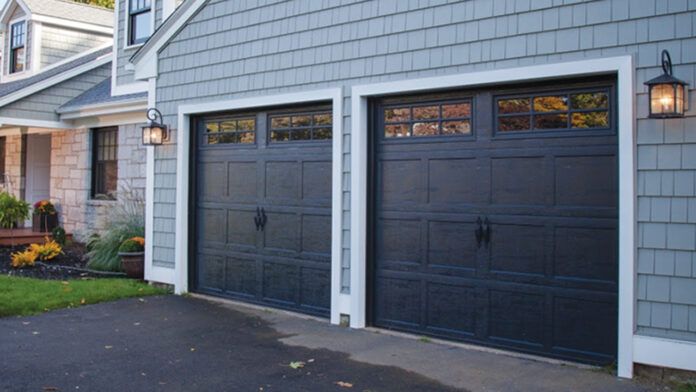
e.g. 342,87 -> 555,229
119,252 -> 145,279
32,213 -> 58,233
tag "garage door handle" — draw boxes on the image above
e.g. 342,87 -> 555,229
260,208 -> 267,231
254,207 -> 262,231
483,217 -> 491,246
475,217 -> 483,248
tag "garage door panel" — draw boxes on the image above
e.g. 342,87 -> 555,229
489,223 -> 546,277
195,105 -> 331,318
376,219 -> 421,265
263,211 -> 300,253
224,256 -> 257,298
262,261 -> 298,305
488,290 -> 545,347
301,214 -> 332,256
428,158 -> 488,205
228,161 -> 257,202
426,282 -> 477,336
555,155 -> 617,208
302,161 -> 332,203
227,209 -> 257,248
199,162 -> 227,201
197,253 -> 225,292
552,296 -> 617,357
198,208 -> 227,245
265,161 -> 299,202
427,220 -> 478,271
300,267 -> 331,311
378,159 -> 424,205
554,226 -> 618,284
372,83 -> 618,364
375,276 -> 421,327
491,156 -> 549,206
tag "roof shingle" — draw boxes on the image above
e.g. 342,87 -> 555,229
22,0 -> 113,28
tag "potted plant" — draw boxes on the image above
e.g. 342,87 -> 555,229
32,200 -> 58,233
0,192 -> 30,246
118,236 -> 145,279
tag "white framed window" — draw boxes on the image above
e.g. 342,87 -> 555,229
128,0 -> 152,46
9,20 -> 26,74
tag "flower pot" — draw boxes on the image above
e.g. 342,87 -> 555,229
32,213 -> 58,232
119,252 -> 145,279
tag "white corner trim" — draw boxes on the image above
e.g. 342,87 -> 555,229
0,116 -> 72,129
350,55 -> 636,375
174,88 -> 345,315
162,0 -> 177,20
31,20 -> 41,73
0,53 -> 111,108
633,335 -> 696,372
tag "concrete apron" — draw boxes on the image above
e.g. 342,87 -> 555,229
191,294 -> 646,392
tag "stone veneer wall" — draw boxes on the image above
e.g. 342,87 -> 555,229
50,124 -> 146,241
3,134 -> 25,200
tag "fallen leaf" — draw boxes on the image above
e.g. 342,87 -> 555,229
335,381 -> 353,388
190,347 -> 196,352
141,373 -> 146,376
307,359 -> 315,363
133,322 -> 141,326
80,298 -> 86,305
62,281 -> 69,285
289,361 -> 305,369
42,387 -> 59,391
138,298 -> 145,302
104,346 -> 113,350
22,322 -> 30,325
32,331 -> 39,335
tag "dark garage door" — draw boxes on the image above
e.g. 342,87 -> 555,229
371,79 -> 618,364
194,104 -> 333,317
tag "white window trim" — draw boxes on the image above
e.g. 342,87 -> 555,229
167,88 -> 347,324
6,16 -> 27,77
350,56 -> 636,378
123,0 -> 155,51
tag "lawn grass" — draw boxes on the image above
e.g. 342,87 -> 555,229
0,276 -> 169,317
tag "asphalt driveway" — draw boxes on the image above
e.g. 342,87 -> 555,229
0,295 -> 650,392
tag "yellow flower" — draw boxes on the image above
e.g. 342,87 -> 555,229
28,237 -> 62,261
131,237 -> 145,246
11,249 -> 37,268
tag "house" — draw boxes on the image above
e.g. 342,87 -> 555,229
3,0 -> 694,381
0,0 -> 175,238
127,0 -> 696,379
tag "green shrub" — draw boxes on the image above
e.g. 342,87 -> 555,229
51,226 -> 67,246
86,186 -> 144,271
0,192 -> 30,229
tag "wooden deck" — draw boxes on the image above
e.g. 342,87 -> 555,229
0,228 -> 73,246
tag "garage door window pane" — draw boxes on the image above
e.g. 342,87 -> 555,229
382,100 -> 472,138
206,117 -> 256,144
497,88 -> 611,133
270,110 -> 332,142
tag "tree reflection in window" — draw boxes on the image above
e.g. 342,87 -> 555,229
497,90 -> 610,132
269,111 -> 332,142
383,100 -> 472,138
206,117 -> 256,144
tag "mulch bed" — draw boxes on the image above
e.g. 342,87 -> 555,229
0,243 -> 123,280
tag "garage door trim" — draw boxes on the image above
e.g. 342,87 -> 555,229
349,56 -> 636,377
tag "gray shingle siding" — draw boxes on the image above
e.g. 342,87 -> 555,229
152,0 -> 696,341
0,63 -> 111,122
40,24 -> 111,68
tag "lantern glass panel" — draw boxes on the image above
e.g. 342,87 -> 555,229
650,84 -> 676,116
142,125 -> 152,145
676,84 -> 685,114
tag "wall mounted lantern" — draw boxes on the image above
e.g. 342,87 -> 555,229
645,50 -> 689,118
142,108 -> 169,145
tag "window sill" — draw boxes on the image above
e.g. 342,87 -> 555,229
123,43 -> 144,51
87,198 -> 117,207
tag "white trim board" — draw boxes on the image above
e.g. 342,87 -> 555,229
633,335 -> 696,372
350,55 -> 637,378
0,116 -> 72,129
171,88 -> 344,324
57,97 -> 147,119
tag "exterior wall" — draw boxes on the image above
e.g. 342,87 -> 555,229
40,24 -> 111,68
50,124 -> 146,241
151,0 -> 696,342
0,63 -> 111,122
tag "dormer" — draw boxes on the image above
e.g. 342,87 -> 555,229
112,0 -> 182,96
0,0 -> 113,83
